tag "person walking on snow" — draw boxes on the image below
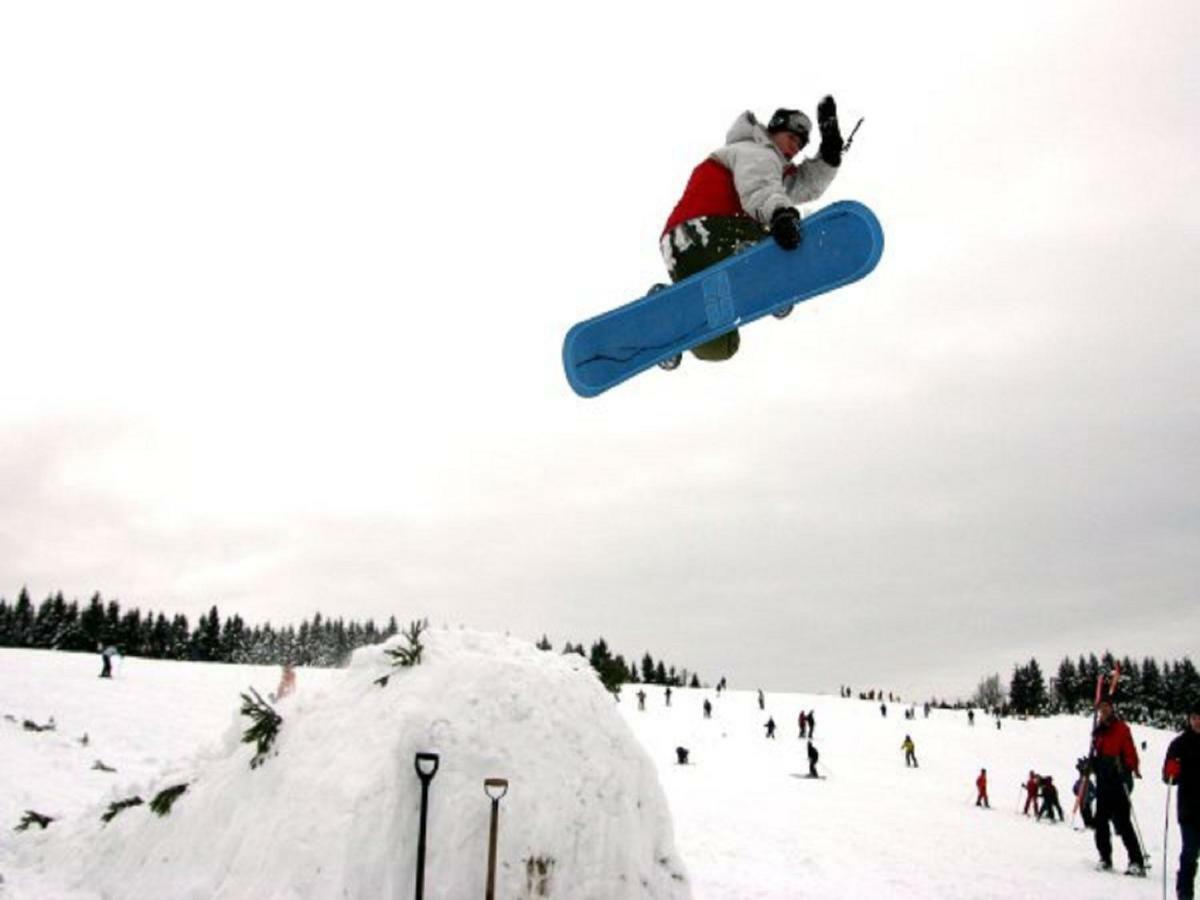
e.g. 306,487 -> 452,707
807,710 -> 816,739
658,99 -> 844,365
975,769 -> 990,807
637,689 -> 646,711
703,698 -> 712,719
1163,699 -> 1200,900
1023,771 -> 1041,816
98,644 -> 118,679
758,689 -> 765,710
1090,697 -> 1146,876
764,716 -> 776,739
807,740 -> 820,778
902,735 -> 918,768
1037,776 -> 1063,822
798,710 -> 808,739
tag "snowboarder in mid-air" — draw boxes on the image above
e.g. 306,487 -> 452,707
656,98 -> 844,368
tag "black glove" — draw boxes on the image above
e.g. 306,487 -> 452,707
770,207 -> 802,250
818,95 -> 843,167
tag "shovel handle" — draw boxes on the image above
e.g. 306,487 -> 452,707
415,752 -> 440,781
484,777 -> 509,800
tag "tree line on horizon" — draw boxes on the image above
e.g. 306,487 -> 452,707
973,651 -> 1200,727
0,590 -> 702,693
538,634 -> 703,695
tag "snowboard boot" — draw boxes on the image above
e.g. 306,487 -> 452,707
1125,861 -> 1147,878
658,354 -> 682,371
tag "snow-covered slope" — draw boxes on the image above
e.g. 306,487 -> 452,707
0,640 -> 1182,899
0,634 -> 687,899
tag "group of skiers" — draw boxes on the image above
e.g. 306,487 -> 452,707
636,670 -> 1200,896
1010,770 -> 1065,821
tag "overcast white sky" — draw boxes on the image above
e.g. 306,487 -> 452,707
2,1 -> 1197,698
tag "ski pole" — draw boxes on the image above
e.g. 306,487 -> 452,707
842,117 -> 864,155
1122,779 -> 1150,866
1163,782 -> 1173,900
413,752 -> 440,900
484,778 -> 509,900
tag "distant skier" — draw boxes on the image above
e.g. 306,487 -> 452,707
807,711 -> 816,740
658,99 -> 844,364
968,709 -> 975,727
273,663 -> 296,701
1162,699 -> 1200,900
807,740 -> 820,778
665,686 -> 672,707
1089,697 -> 1146,876
98,644 -> 118,679
880,703 -> 888,718
676,746 -> 690,765
1023,771 -> 1041,816
923,702 -> 930,719
798,711 -> 808,739
764,717 -> 776,739
1037,776 -> 1063,822
703,698 -> 712,719
757,689 -> 765,710
902,735 -> 918,768
975,768 -> 989,808
637,689 -> 647,711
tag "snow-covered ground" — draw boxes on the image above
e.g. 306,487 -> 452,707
0,637 -> 1180,899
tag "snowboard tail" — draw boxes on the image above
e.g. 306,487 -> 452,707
562,200 -> 884,397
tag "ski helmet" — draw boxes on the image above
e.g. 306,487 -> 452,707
767,108 -> 812,141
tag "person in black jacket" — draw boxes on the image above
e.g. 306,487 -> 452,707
1164,700 -> 1200,900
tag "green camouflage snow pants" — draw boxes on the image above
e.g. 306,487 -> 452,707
659,215 -> 768,361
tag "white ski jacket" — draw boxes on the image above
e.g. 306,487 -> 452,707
711,111 -> 838,225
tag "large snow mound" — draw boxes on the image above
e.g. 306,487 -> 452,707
13,629 -> 690,899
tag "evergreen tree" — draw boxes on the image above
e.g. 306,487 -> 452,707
1025,658 -> 1048,713
11,587 -> 35,647
641,653 -> 656,684
80,593 -> 106,649
1053,657 -> 1078,713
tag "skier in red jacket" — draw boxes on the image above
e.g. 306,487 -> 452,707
657,99 -> 843,366
1090,697 -> 1145,875
975,769 -> 990,808
1022,771 -> 1040,816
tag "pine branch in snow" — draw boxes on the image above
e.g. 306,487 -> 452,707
240,687 -> 282,769
15,810 -> 53,832
384,619 -> 427,669
100,796 -> 143,823
149,784 -> 188,816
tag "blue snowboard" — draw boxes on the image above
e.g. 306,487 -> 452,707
562,200 -> 884,398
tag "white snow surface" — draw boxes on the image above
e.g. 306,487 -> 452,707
0,632 -> 687,899
0,636 -> 1182,899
